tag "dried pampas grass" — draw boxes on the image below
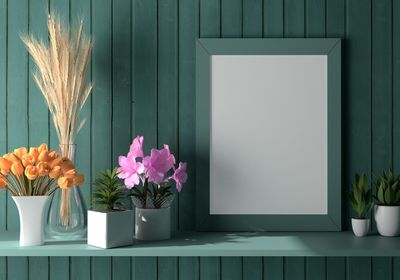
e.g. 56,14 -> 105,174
21,13 -> 93,146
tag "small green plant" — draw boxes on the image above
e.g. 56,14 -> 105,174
92,168 -> 128,211
350,174 -> 373,219
375,169 -> 400,206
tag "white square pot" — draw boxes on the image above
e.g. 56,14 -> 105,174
87,210 -> 134,248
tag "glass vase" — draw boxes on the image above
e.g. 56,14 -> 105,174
46,144 -> 87,240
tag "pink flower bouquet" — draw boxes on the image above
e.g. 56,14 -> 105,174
117,136 -> 188,209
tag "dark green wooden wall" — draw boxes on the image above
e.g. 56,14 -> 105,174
0,0 -> 399,279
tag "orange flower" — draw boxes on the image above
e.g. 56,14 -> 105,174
13,147 -> 27,160
38,150 -> 49,162
49,166 -> 62,179
3,153 -> 18,163
48,150 -> 58,161
37,162 -> 51,176
0,158 -> 12,174
29,147 -> 39,162
38,143 -> 48,153
11,161 -> 24,176
25,165 -> 38,180
60,159 -> 75,173
73,173 -> 84,185
63,168 -> 77,179
49,157 -> 63,168
0,177 -> 8,189
22,154 -> 35,167
58,176 -> 73,189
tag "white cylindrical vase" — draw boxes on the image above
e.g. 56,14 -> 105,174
12,196 -> 49,246
351,218 -> 370,237
374,205 -> 400,237
135,207 -> 171,241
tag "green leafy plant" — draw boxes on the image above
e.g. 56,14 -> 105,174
350,174 -> 373,219
375,169 -> 400,206
92,168 -> 128,211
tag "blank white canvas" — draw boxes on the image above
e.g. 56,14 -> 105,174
210,55 -> 328,215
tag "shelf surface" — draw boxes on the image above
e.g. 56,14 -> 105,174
0,231 -> 398,257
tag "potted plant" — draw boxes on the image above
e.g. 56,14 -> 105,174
88,168 -> 133,248
349,174 -> 373,237
0,144 -> 84,246
374,170 -> 400,236
117,136 -> 188,241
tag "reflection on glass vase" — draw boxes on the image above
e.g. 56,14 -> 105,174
46,144 -> 87,240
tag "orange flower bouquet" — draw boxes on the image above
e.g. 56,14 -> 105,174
0,144 -> 84,196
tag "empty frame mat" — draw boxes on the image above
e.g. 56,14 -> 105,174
196,39 -> 342,231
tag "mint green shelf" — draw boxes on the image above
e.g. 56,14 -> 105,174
0,231 -> 398,257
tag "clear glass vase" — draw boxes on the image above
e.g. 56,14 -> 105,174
46,144 -> 87,240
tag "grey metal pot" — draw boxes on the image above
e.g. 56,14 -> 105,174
135,207 -> 171,241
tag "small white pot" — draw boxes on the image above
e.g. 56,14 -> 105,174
135,207 -> 171,241
374,205 -> 400,237
351,218 -> 370,237
12,196 -> 49,246
87,210 -> 134,249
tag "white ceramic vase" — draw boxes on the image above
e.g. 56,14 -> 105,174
12,196 -> 49,246
135,207 -> 171,241
351,218 -> 370,237
374,205 -> 400,237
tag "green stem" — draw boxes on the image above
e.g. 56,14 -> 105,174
143,178 -> 148,208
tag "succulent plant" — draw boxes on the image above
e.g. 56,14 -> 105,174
375,169 -> 400,206
350,173 -> 373,219
92,168 -> 129,211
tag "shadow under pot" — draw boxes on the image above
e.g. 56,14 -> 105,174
374,205 -> 400,237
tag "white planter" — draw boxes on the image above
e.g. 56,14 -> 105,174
374,205 -> 400,237
135,207 -> 171,241
351,218 -> 370,237
12,196 -> 49,246
87,210 -> 134,249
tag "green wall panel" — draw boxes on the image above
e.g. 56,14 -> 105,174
1,0 -> 399,279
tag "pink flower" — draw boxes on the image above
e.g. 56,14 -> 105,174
127,136 -> 144,159
117,155 -> 144,189
170,162 -> 187,192
143,145 -> 175,184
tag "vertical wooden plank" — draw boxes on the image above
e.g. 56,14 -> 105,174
264,257 -> 284,280
71,257 -> 91,280
0,0 -> 7,232
158,257 -> 178,280
29,257 -> 49,280
0,257 -> 5,280
284,0 -> 305,37
133,0 -> 158,153
179,257 -> 200,280
200,257 -> 220,280
112,257 -> 131,280
132,257 -> 157,280
306,257 -> 326,280
112,0 -> 132,165
285,257 -> 305,280
7,0 -> 28,231
221,0 -> 242,37
348,257 -> 371,280
394,257 -> 400,280
372,257 -> 392,280
158,0 -> 179,233
394,0 -> 400,177
263,0 -> 283,37
92,0 -> 112,276
28,0 -> 49,148
372,0 -> 393,176
8,257 -> 28,280
178,0 -> 198,231
91,257 -> 111,280
200,0 -> 221,38
221,257 -> 241,280
49,257 -> 69,280
305,0 -> 326,37
243,257 -> 262,280
345,0 -> 372,228
327,257 -> 346,280
243,0 -> 263,37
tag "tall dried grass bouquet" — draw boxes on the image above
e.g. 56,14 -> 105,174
21,13 -> 93,226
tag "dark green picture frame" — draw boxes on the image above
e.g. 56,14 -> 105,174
196,38 -> 342,231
